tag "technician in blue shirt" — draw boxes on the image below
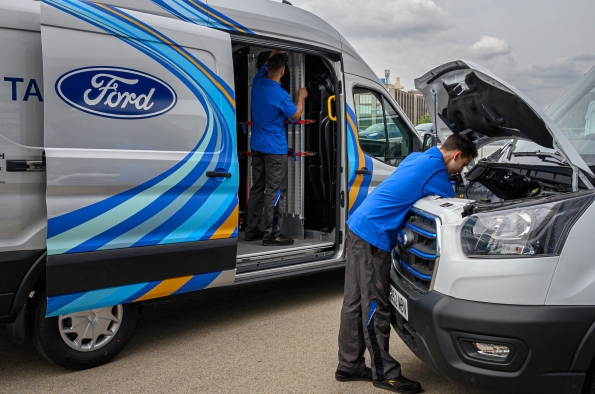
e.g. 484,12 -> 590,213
336,134 -> 477,393
245,50 -> 308,246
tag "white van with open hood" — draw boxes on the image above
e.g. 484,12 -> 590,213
389,61 -> 595,394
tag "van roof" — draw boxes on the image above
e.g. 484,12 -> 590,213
5,0 -> 379,83
101,0 -> 379,81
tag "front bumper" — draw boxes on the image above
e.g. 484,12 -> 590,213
390,267 -> 595,394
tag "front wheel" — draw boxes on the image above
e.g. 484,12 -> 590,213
30,288 -> 139,370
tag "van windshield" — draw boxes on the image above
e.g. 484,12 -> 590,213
512,66 -> 595,165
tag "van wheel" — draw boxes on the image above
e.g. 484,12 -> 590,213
29,288 -> 139,370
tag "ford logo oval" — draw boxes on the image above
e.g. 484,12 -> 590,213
55,67 -> 177,119
396,229 -> 407,247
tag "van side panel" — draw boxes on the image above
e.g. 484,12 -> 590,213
0,1 -> 46,317
149,0 -> 252,33
345,104 -> 373,216
344,75 -> 377,216
40,0 -> 238,304
546,200 -> 595,306
0,4 -> 46,255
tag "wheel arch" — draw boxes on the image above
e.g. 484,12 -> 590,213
10,251 -> 47,315
571,317 -> 595,372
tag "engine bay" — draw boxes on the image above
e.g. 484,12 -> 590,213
460,161 -> 574,202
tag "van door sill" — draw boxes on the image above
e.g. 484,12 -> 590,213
236,239 -> 334,266
234,259 -> 345,285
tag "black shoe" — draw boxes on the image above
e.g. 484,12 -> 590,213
335,367 -> 373,382
245,229 -> 264,242
263,233 -> 294,246
373,376 -> 422,393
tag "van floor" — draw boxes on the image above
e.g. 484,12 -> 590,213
236,238 -> 334,266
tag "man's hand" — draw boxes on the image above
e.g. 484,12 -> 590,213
268,49 -> 281,59
298,87 -> 308,100
291,87 -> 309,119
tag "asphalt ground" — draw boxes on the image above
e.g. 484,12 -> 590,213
0,269 -> 471,394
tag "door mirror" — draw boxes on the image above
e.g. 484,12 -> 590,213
422,133 -> 436,152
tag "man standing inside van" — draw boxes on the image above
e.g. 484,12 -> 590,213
336,134 -> 477,393
245,50 -> 308,246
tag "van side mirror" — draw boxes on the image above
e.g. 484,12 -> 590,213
422,133 -> 436,152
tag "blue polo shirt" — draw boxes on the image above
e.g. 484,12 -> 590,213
347,146 -> 456,252
250,64 -> 297,154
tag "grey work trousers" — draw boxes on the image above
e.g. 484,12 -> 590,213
337,228 -> 401,381
245,150 -> 287,241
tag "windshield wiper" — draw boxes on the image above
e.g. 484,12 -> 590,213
512,150 -> 568,165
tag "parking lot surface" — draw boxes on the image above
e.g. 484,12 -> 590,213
0,269 -> 470,393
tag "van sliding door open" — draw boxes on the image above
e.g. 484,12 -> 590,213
39,1 -> 238,316
231,45 -> 341,271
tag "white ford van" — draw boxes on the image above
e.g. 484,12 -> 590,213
390,61 -> 595,394
0,0 -> 424,369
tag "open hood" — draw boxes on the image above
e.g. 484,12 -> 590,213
415,60 -> 594,177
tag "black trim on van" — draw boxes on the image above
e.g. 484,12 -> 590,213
231,35 -> 341,59
46,239 -> 237,297
0,293 -> 14,317
10,252 -> 46,315
571,318 -> 595,372
0,250 -> 45,294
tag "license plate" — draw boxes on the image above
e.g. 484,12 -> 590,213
390,285 -> 408,321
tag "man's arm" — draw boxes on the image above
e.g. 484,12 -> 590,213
290,87 -> 308,119
254,50 -> 282,83
267,49 -> 281,61
267,49 -> 307,119
423,170 -> 456,198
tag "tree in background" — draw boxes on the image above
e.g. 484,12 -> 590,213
418,113 -> 431,124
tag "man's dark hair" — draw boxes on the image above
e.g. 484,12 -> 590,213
267,54 -> 286,75
441,133 -> 478,159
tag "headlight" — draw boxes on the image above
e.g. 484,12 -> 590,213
461,193 -> 595,257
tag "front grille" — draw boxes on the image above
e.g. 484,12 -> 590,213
393,208 -> 438,294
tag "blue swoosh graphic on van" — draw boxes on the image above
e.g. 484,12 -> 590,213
151,0 -> 255,34
346,104 -> 373,216
46,270 -> 224,317
43,0 -> 239,255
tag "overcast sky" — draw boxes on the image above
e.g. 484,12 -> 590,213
279,0 -> 595,108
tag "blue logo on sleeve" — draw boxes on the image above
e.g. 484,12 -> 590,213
55,67 -> 177,119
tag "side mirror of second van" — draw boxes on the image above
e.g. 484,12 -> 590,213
422,133 -> 436,152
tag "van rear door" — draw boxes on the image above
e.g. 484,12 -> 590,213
40,0 -> 238,316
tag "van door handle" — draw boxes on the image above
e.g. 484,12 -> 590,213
328,95 -> 337,122
6,159 -> 46,172
355,169 -> 372,175
206,171 -> 231,178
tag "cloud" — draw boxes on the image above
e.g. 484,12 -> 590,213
469,36 -> 512,60
293,0 -> 461,95
572,53 -> 595,62
491,58 -> 586,107
517,60 -> 582,83
284,0 -> 595,109
299,0 -> 448,39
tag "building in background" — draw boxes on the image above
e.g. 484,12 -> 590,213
381,71 -> 427,126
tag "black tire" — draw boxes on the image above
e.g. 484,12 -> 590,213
29,288 -> 139,370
